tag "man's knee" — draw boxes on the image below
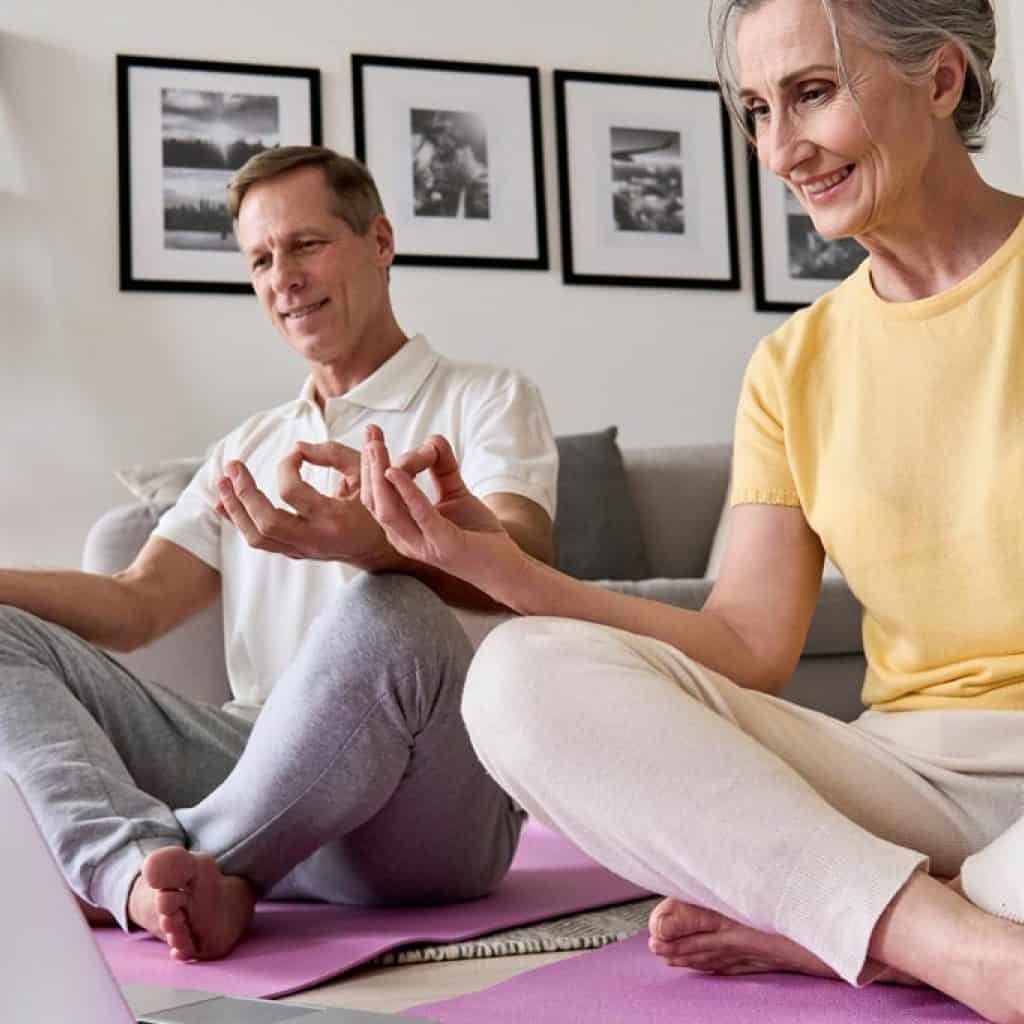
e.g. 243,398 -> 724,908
296,574 -> 473,717
0,604 -> 61,667
330,573 -> 469,658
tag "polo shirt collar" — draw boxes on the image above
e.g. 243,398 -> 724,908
298,334 -> 439,413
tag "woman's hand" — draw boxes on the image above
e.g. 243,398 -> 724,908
361,424 -> 531,602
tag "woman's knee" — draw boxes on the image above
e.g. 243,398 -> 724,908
462,617 -> 597,765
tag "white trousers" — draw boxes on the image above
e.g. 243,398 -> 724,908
462,617 -> 1024,985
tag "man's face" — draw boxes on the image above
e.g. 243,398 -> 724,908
236,164 -> 394,369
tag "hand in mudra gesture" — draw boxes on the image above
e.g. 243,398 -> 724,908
360,424 -> 526,594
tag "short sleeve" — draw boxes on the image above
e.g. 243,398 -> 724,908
458,372 -> 558,519
151,438 -> 227,568
731,338 -> 800,507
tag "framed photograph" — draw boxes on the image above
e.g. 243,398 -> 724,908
554,70 -> 739,289
748,153 -> 866,312
117,55 -> 321,294
352,54 -> 548,270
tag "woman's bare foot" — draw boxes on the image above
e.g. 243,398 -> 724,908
647,898 -> 917,984
648,898 -> 840,978
128,847 -> 255,961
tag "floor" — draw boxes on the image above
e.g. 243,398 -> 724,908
279,949 -> 584,1014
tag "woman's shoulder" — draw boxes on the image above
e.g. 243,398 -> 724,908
758,263 -> 870,362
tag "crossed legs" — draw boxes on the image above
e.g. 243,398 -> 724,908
0,574 -> 519,961
463,617 -> 1024,1023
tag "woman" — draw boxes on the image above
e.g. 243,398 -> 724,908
359,1 -> 1024,1019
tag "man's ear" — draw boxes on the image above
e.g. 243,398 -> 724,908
369,214 -> 396,268
930,42 -> 968,120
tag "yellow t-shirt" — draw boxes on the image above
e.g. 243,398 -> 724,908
732,216 -> 1024,712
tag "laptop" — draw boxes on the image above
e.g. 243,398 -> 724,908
1,771 -> 435,1023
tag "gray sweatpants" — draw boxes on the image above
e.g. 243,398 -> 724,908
0,574 -> 522,930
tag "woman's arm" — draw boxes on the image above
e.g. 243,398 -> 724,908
365,426 -> 825,693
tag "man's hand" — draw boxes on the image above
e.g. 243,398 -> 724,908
216,441 -> 402,569
361,425 -> 531,602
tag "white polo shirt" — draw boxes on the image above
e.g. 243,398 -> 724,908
154,335 -> 557,717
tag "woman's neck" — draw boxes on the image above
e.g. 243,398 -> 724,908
857,152 -> 1024,303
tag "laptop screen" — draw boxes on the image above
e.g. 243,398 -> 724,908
1,771 -> 138,1023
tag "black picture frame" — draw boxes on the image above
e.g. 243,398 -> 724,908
117,54 -> 321,294
554,69 -> 739,290
748,150 -> 866,312
352,54 -> 548,270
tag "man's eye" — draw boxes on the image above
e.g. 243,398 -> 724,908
251,255 -> 270,271
297,239 -> 323,252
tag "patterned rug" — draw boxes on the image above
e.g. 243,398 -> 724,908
371,897 -> 659,966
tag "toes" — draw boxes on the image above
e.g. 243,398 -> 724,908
142,846 -> 197,892
649,898 -> 723,941
159,910 -> 197,959
154,888 -> 187,917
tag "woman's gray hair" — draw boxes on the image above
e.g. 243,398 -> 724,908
710,0 -> 998,152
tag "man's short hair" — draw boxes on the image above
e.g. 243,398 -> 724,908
227,146 -> 385,235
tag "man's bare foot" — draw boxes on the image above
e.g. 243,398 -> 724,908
128,847 -> 255,961
647,898 -> 917,984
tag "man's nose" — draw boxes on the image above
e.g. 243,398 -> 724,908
270,252 -> 303,292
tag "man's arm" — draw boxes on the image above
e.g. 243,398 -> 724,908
0,537 -> 221,652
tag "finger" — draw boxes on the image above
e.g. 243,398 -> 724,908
361,424 -> 389,514
294,440 -> 361,476
392,438 -> 441,478
422,434 -> 472,501
219,463 -> 304,553
276,448 -> 331,517
382,465 -> 457,560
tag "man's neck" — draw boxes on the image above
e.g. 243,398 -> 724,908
311,324 -> 408,408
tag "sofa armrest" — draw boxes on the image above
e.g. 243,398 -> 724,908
82,503 -> 231,706
593,576 -> 862,657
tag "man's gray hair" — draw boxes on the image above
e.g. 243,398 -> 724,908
709,0 -> 998,152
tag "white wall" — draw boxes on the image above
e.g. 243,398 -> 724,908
3,0 -> 1022,569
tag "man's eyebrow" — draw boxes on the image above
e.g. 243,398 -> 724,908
241,228 -> 330,254
739,63 -> 837,99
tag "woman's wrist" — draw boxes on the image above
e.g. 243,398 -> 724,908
491,550 -> 565,616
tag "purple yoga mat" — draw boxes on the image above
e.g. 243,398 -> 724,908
95,821 -> 647,999
413,932 -> 983,1024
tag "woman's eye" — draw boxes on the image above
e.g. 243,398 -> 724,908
746,103 -> 769,124
799,84 -> 831,104
252,255 -> 270,271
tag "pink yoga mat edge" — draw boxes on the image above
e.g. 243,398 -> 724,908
96,822 -> 648,999
412,932 -> 985,1024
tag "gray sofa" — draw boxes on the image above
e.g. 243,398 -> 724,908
82,441 -> 867,722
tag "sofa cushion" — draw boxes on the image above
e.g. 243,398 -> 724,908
115,457 -> 204,504
554,427 -> 651,581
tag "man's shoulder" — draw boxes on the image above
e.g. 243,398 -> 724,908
427,349 -> 537,401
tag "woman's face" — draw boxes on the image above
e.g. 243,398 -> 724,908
736,0 -> 937,241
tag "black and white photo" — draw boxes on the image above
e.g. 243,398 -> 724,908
118,55 -> 320,293
162,89 -> 280,253
749,154 -> 867,311
783,189 -> 865,281
609,126 -> 684,235
353,54 -> 547,269
411,108 -> 490,220
555,70 -> 738,289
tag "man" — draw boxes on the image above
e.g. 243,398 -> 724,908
0,146 -> 556,962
